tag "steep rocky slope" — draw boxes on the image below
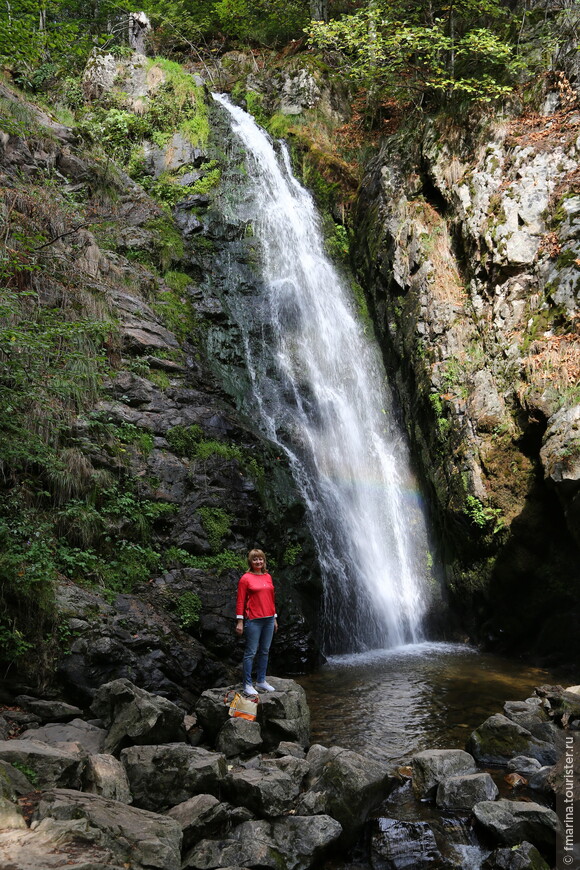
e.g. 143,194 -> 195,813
0,64 -> 321,702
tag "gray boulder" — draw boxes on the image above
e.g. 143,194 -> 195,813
166,794 -> 234,851
0,815 -> 128,868
436,772 -> 499,810
183,815 -> 343,870
0,759 -> 35,795
121,743 -> 227,812
224,764 -> 300,817
83,753 -> 132,803
296,744 -> 392,839
15,696 -> 83,722
195,687 -> 232,742
91,678 -> 186,754
216,718 -> 262,758
196,679 -> 310,750
20,719 -> 106,755
259,678 -> 310,749
0,795 -> 27,831
503,701 -> 557,743
467,714 -> 557,766
273,741 -> 306,759
0,717 -> 9,740
262,754 -> 310,788
482,840 -> 550,870
34,787 -> 182,870
411,749 -> 476,799
507,756 -> 543,776
371,817 -> 446,870
0,739 -> 83,790
473,799 -> 561,851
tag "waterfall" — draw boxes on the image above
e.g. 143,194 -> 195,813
213,93 -> 432,654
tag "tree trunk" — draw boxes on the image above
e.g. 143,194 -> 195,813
310,0 -> 328,22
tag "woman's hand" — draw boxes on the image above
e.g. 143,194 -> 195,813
235,619 -> 244,636
274,618 -> 278,633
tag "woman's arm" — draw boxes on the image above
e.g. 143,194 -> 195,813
235,575 -> 249,634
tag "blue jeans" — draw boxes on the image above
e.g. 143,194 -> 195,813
243,616 -> 275,685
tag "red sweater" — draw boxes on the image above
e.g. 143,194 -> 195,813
236,572 -> 276,620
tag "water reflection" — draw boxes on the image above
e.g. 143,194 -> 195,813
297,642 -> 557,766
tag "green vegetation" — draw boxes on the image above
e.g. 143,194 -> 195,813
164,546 -> 246,574
283,543 -> 302,566
198,507 -> 233,553
429,393 -> 451,438
308,0 -> 542,112
465,494 -> 504,534
176,590 -> 202,628
165,425 -> 265,487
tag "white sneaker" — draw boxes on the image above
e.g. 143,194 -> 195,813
243,683 -> 258,696
256,681 -> 276,692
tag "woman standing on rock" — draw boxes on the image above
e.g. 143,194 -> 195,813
236,549 -> 277,695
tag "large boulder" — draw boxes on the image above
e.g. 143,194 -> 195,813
436,772 -> 499,810
259,678 -> 310,749
296,744 -> 393,840
261,754 -> 310,789
91,678 -> 186,754
166,794 -> 237,851
216,718 -> 262,758
473,799 -> 561,852
121,743 -> 227,812
14,696 -> 83,723
20,719 -> 106,755
503,701 -> 557,744
0,759 -> 35,795
0,739 -> 83,790
196,679 -> 310,750
183,815 -> 343,870
0,796 -> 27,831
34,787 -> 182,869
411,749 -> 476,799
370,817 -> 447,870
467,714 -> 557,766
83,753 -> 132,803
223,764 -> 300,817
194,687 -> 232,742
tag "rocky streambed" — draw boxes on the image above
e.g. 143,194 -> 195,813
0,676 -> 578,869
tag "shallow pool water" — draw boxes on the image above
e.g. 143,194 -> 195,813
297,641 -> 561,767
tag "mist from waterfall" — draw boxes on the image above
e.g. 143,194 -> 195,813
214,93 -> 432,654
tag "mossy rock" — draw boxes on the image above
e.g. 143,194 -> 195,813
467,713 -> 557,766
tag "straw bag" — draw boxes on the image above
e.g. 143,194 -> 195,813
224,690 -> 259,721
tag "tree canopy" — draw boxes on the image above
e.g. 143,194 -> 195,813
308,0 -> 527,106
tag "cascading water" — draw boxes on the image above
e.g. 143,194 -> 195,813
213,94 -> 432,654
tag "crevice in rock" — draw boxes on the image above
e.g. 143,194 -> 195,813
418,165 -> 450,218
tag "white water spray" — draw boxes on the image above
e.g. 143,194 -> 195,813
214,94 -> 431,653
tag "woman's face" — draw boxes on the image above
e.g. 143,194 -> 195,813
251,555 -> 265,572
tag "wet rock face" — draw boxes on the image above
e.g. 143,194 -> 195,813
353,105 -> 580,660
370,817 -> 447,870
